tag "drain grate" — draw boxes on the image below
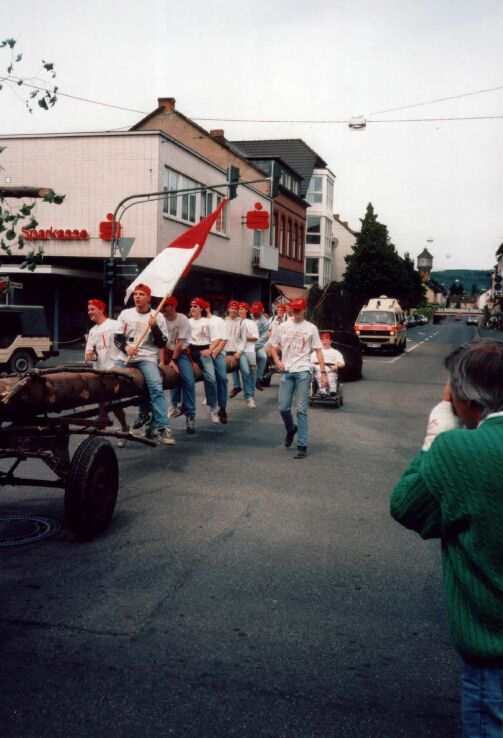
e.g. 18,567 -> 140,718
0,515 -> 60,547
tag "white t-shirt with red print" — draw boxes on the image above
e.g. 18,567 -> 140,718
310,347 -> 345,368
224,317 -> 244,353
164,313 -> 192,350
241,318 -> 259,353
85,318 -> 120,370
206,315 -> 227,348
189,317 -> 211,346
271,319 -> 322,372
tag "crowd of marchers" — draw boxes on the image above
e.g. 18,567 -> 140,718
85,285 -> 344,458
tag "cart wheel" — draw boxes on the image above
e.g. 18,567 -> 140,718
339,389 -> 344,406
64,437 -> 118,540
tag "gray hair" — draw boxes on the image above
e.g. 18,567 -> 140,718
444,339 -> 503,418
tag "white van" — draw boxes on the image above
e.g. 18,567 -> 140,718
354,296 -> 407,355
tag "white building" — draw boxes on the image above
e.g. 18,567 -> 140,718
330,215 -> 357,283
304,167 -> 336,287
0,131 -> 272,342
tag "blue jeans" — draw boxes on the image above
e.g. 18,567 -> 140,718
239,352 -> 256,399
213,352 -> 228,410
196,351 -> 218,412
255,347 -> 268,381
278,370 -> 310,447
461,660 -> 503,738
170,353 -> 196,419
115,358 -> 169,430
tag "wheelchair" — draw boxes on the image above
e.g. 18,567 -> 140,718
308,367 -> 344,408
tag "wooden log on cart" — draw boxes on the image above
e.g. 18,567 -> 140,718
0,357 -> 240,421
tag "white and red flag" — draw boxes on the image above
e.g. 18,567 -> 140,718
124,197 -> 227,303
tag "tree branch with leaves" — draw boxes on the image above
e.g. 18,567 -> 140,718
0,39 -> 63,270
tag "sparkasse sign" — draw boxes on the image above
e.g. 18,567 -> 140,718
21,227 -> 89,241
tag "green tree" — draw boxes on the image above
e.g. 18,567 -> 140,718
0,39 -> 61,270
342,203 -> 424,319
449,282 -> 464,296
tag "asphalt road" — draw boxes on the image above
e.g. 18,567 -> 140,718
0,322 -> 481,737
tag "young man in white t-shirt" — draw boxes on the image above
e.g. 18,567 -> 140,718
114,284 -> 175,445
311,332 -> 345,396
225,299 -> 244,399
237,302 -> 259,408
270,297 -> 326,459
205,301 -> 228,423
85,298 -> 129,446
159,296 -> 196,434
188,297 -> 219,424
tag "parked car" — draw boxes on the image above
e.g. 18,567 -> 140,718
466,316 -> 478,326
0,305 -> 58,373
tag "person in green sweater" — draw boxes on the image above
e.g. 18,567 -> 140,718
390,339 -> 503,738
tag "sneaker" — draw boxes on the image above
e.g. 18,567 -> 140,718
186,417 -> 195,435
158,428 -> 176,445
210,410 -> 221,424
218,407 -> 228,424
246,397 -> 256,409
201,398 -> 207,406
284,425 -> 297,448
229,387 -> 242,399
294,446 -> 307,459
255,380 -> 264,392
133,410 -> 151,430
168,405 -> 184,419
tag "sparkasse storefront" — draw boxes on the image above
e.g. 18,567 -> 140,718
0,130 -> 273,345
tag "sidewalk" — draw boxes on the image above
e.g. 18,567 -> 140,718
478,326 -> 503,340
45,343 -> 87,367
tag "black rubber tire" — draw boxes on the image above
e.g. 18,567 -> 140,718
8,350 -> 35,374
339,389 -> 344,406
64,437 -> 118,540
400,339 -> 407,353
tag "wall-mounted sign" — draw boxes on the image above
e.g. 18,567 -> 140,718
246,202 -> 269,230
99,213 -> 122,241
21,227 -> 89,241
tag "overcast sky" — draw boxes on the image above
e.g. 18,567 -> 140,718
2,0 -> 502,271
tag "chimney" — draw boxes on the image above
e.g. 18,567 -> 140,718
210,129 -> 225,143
158,97 -> 176,112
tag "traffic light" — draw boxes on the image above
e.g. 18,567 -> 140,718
227,165 -> 240,200
270,162 -> 281,199
104,258 -> 116,287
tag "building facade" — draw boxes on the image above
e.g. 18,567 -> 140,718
330,215 -> 357,283
0,130 -> 272,343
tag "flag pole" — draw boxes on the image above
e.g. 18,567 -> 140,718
123,292 -> 172,366
122,197 -> 227,365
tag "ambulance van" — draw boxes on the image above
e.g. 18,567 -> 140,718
354,296 -> 406,354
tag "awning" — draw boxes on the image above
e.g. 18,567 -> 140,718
0,265 -> 101,280
273,283 -> 308,303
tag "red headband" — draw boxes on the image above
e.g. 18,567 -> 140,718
228,300 -> 239,309
277,304 -> 286,312
134,283 -> 151,297
238,302 -> 250,312
190,297 -> 207,309
88,299 -> 106,313
164,296 -> 178,308
250,301 -> 264,314
290,298 -> 307,311
320,332 -> 332,340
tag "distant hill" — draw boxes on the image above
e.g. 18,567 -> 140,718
431,269 -> 491,293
